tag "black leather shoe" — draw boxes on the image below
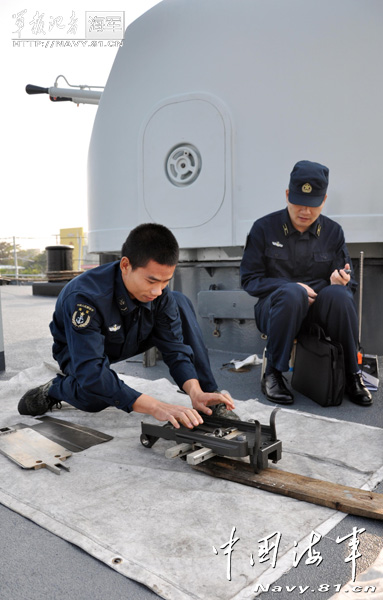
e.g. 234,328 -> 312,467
346,373 -> 373,406
261,371 -> 294,405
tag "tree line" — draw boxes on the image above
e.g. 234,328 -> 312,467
0,241 -> 47,274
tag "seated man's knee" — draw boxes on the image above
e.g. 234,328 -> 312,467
271,283 -> 308,310
317,285 -> 354,310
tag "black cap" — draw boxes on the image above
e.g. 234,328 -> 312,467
288,160 -> 329,207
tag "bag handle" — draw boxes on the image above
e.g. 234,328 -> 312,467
308,323 -> 327,340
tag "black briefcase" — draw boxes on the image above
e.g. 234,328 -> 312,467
291,324 -> 345,406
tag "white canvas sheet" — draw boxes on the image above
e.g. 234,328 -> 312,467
0,363 -> 382,600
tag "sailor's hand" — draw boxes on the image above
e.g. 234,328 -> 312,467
132,393 -> 203,429
297,282 -> 317,305
190,390 -> 236,416
182,379 -> 235,416
330,263 -> 351,286
151,401 -> 203,429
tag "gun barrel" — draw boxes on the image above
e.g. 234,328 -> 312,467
25,84 -> 49,95
25,83 -> 102,105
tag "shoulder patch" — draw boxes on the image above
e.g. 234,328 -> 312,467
72,303 -> 95,329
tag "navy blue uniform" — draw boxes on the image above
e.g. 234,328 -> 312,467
48,261 -> 217,412
240,208 -> 359,373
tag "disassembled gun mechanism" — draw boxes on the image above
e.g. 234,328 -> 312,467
140,408 -> 282,473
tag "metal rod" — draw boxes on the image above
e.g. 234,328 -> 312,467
358,251 -> 364,343
48,86 -> 102,104
13,237 -> 19,282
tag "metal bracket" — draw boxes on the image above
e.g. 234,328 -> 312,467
140,409 -> 282,473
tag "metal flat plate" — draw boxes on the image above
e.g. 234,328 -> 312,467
0,427 -> 71,474
15,416 -> 113,453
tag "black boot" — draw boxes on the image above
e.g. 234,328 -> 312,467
18,380 -> 62,416
346,373 -> 373,406
261,368 -> 294,405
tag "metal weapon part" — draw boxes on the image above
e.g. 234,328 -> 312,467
140,408 -> 282,473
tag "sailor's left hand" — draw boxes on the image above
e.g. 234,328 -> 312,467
330,262 -> 351,286
191,390 -> 236,416
182,379 -> 236,416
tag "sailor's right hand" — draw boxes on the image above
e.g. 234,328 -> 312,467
132,393 -> 203,429
297,282 -> 317,305
152,401 -> 203,429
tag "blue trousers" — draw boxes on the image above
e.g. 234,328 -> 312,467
50,291 -> 218,412
255,283 -> 359,374
172,291 -> 218,392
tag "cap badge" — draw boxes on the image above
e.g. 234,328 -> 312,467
302,183 -> 312,193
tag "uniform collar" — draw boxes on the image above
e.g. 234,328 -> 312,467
115,268 -> 153,314
282,208 -> 322,238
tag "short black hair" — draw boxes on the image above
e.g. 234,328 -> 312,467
121,223 -> 179,269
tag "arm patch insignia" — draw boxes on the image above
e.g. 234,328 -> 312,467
72,303 -> 95,329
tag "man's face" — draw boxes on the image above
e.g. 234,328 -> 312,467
120,257 -> 176,303
286,190 -> 327,232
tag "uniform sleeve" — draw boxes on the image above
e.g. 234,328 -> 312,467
150,292 -> 198,388
240,221 -> 290,299
328,228 -> 358,295
56,293 -> 143,412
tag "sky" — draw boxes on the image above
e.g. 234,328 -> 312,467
1,0 -> 161,249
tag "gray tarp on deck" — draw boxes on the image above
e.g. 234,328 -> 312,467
0,363 -> 382,600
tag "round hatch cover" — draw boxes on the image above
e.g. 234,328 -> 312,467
166,144 -> 201,186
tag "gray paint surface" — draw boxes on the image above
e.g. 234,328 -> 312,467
88,0 -> 383,252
